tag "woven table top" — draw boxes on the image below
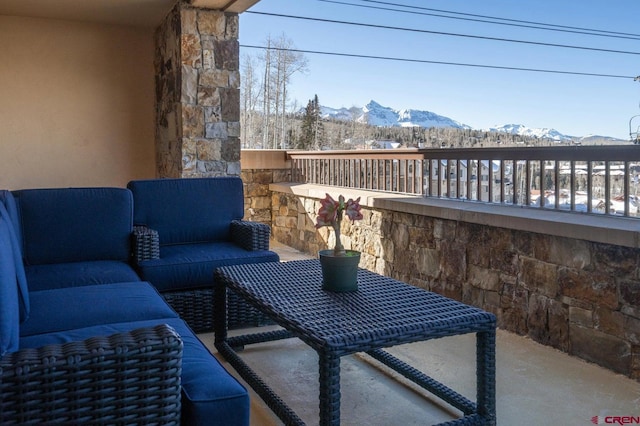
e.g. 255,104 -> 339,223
217,259 -> 496,354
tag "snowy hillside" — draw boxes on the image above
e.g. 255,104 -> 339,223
486,124 -> 573,142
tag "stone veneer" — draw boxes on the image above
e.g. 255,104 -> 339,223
155,3 -> 240,178
241,168 -> 290,223
240,150 -> 292,224
263,181 -> 640,381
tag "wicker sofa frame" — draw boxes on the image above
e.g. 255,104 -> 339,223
0,324 -> 183,425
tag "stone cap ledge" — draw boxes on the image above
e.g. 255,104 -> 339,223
270,182 -> 640,249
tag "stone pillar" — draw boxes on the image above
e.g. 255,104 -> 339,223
155,2 -> 240,178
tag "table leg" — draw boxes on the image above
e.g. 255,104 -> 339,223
319,352 -> 341,426
476,329 -> 497,426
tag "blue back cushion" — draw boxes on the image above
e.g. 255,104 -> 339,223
128,177 -> 244,245
0,217 -> 20,356
14,188 -> 134,265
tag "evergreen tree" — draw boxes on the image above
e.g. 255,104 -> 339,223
298,95 -> 324,150
298,99 -> 315,150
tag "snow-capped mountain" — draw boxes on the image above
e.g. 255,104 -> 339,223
486,124 -> 573,142
319,100 -> 470,129
318,105 -> 355,122
365,100 -> 470,129
313,100 -> 625,142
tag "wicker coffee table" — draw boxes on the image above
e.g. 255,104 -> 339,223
214,260 -> 496,426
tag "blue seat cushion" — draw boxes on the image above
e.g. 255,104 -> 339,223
20,282 -> 179,337
25,260 -> 141,291
14,187 -> 133,265
0,217 -> 20,356
128,177 -> 244,245
136,242 -> 280,292
19,318 -> 250,426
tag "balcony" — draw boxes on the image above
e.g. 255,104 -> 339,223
3,2 -> 640,421
238,147 -> 640,421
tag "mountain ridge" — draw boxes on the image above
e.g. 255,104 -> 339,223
316,100 -> 625,142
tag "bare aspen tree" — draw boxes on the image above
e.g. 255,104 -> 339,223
261,36 -> 272,149
273,46 -> 282,148
240,53 -> 261,148
271,35 -> 308,149
246,34 -> 307,149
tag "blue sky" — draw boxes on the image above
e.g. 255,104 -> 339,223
240,0 -> 640,139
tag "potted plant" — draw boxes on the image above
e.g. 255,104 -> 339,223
315,193 -> 363,292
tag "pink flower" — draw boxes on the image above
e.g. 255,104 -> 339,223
345,197 -> 363,221
315,193 -> 363,255
315,194 -> 339,228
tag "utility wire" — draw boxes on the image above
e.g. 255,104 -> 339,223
241,44 -> 635,80
245,11 -> 640,56
354,0 -> 640,39
317,0 -> 640,41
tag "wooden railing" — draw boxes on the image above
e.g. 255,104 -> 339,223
288,145 -> 640,217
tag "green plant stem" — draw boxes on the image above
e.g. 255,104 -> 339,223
332,219 -> 346,256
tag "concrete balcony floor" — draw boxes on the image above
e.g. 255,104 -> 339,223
199,241 -> 640,425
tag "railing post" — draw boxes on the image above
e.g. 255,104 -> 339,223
554,160 -> 560,209
587,162 -> 593,213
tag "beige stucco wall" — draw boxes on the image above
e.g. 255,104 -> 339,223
0,15 -> 156,190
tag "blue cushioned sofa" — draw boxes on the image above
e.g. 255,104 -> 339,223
0,179 -> 277,424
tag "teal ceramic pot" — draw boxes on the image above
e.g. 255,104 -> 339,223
318,249 -> 361,292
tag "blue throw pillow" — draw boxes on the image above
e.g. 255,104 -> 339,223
0,190 -> 22,245
0,202 -> 29,322
0,217 -> 21,356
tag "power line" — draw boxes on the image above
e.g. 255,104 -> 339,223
241,44 -> 635,80
245,11 -> 640,56
354,0 -> 640,39
317,0 -> 640,41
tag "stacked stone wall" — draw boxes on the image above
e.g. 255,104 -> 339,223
268,189 -> 640,380
241,168 -> 290,224
155,4 -> 240,178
